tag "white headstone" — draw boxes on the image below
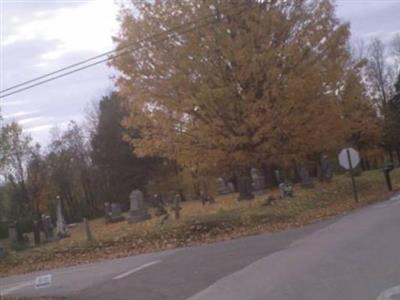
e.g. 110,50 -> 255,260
339,147 -> 360,170
128,189 -> 150,224
56,197 -> 68,237
129,190 -> 144,211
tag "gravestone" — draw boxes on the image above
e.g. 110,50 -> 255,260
56,197 -> 68,238
104,202 -> 112,222
0,245 -> 5,258
8,223 -> 17,245
216,178 -> 231,195
237,173 -> 254,201
274,170 -> 283,184
298,166 -> 313,188
262,195 -> 277,206
279,182 -> 293,198
111,203 -> 122,217
83,218 -> 93,242
201,190 -> 215,206
128,190 -> 151,224
227,182 -> 235,193
41,215 -> 54,241
33,220 -> 41,246
104,202 -> 125,223
153,194 -> 168,217
46,216 -> 54,240
251,168 -> 266,191
171,193 -> 182,220
320,155 -> 333,182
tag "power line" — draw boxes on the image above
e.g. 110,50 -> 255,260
0,17 -> 229,99
0,9 -> 217,94
0,3 -> 249,98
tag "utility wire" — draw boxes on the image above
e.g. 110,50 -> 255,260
0,3 -> 249,99
0,17 -> 227,99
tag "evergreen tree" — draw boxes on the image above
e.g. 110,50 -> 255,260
91,92 -> 160,205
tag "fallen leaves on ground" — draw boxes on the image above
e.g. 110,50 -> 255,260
1,169 -> 399,277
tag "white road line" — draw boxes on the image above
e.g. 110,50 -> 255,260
377,285 -> 400,299
0,280 -> 35,296
374,201 -> 400,208
373,196 -> 400,208
113,260 -> 162,280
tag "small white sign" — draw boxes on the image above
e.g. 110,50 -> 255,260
339,147 -> 360,170
35,274 -> 52,289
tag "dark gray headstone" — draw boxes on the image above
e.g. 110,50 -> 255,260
0,246 -> 5,258
33,220 -> 41,246
320,155 -> 333,182
128,190 -> 151,224
171,194 -> 182,220
237,173 -> 254,201
8,224 -> 17,245
299,166 -> 313,188
111,203 -> 122,217
201,190 -> 215,206
153,194 -> 168,217
46,216 -> 54,239
104,202 -> 124,224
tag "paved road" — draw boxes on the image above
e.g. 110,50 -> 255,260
2,193 -> 400,300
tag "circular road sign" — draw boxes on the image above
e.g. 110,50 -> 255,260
338,147 -> 360,170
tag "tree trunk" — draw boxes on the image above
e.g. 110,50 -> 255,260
33,220 -> 41,246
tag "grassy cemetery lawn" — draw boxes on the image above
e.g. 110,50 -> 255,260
1,169 -> 400,277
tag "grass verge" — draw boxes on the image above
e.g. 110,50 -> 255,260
0,169 -> 399,277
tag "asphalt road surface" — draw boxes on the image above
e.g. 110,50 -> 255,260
2,193 -> 400,300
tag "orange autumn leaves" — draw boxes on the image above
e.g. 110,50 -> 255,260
112,0 -> 379,173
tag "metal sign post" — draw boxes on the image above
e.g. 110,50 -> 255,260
346,149 -> 359,203
339,147 -> 360,203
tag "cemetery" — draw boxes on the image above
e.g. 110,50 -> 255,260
0,1 -> 399,298
1,167 -> 400,277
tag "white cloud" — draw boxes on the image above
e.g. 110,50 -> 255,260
18,117 -> 44,125
25,124 -> 54,133
3,0 -> 119,61
0,101 -> 27,108
3,110 -> 39,119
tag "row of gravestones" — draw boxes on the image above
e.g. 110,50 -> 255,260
217,168 -> 267,196
298,155 -> 334,188
0,197 -> 69,257
105,189 -> 184,225
1,189 -> 180,256
103,157 -> 335,225
104,189 -> 151,224
217,156 -> 334,196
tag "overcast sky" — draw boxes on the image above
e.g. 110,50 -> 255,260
1,0 -> 399,146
